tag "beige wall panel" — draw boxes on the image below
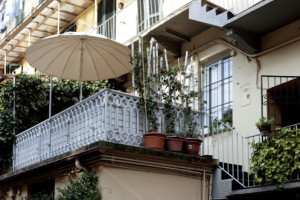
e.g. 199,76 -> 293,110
76,5 -> 96,32
261,19 -> 300,51
98,166 -> 208,200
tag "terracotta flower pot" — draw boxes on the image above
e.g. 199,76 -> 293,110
143,132 -> 166,150
166,136 -> 183,152
184,138 -> 202,156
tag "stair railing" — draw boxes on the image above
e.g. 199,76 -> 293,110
200,112 -> 252,188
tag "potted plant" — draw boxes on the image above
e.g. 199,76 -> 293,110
184,130 -> 202,156
180,69 -> 202,156
161,64 -> 184,152
221,109 -> 232,127
255,117 -> 275,136
131,46 -> 165,150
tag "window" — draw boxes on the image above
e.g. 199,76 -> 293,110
201,57 -> 233,120
97,0 -> 116,39
137,0 -> 161,32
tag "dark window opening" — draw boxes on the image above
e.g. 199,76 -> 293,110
98,0 -> 116,25
266,78 -> 300,127
5,64 -> 22,74
97,0 -> 116,39
27,179 -> 55,200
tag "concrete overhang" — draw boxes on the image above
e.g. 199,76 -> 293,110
223,0 -> 300,53
126,4 -> 211,59
224,0 -> 300,35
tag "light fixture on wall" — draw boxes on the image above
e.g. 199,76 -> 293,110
118,2 -> 124,9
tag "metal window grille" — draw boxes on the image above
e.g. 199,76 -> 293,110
261,75 -> 300,127
201,57 -> 233,120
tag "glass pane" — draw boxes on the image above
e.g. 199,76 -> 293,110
202,57 -> 233,121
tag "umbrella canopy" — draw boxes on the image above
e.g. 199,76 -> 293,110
25,32 -> 131,116
25,32 -> 131,81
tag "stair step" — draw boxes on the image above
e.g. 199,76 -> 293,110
219,162 -> 243,171
221,170 -> 252,181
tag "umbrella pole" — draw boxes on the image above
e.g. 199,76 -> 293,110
49,75 -> 52,118
80,81 -> 83,101
79,39 -> 84,101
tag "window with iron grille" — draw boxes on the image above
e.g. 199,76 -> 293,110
201,57 -> 233,120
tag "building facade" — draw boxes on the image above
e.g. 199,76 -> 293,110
0,0 -> 299,199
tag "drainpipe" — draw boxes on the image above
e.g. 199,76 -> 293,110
187,38 -> 287,89
4,50 -> 6,75
94,0 -> 97,30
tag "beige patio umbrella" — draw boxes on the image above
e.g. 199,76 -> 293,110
25,32 -> 131,116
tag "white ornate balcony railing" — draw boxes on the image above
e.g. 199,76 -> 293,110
207,0 -> 264,14
13,89 -> 203,171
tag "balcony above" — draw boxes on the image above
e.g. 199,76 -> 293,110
0,0 -> 94,69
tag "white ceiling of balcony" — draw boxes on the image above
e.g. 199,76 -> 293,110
0,0 -> 94,67
132,8 -> 210,59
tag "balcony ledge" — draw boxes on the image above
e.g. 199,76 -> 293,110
0,140 -> 218,188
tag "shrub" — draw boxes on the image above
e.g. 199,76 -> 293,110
56,170 -> 101,200
250,128 -> 300,188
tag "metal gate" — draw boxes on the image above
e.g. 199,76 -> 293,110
261,75 -> 300,127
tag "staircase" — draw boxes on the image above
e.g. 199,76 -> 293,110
212,163 -> 255,200
189,0 -> 234,27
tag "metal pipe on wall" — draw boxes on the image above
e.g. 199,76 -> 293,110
4,51 -> 6,74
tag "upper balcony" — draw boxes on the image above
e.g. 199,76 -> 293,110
206,0 -> 263,15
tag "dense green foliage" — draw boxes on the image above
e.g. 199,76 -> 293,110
0,74 -> 117,174
161,64 -> 183,136
250,128 -> 300,188
56,170 -> 101,200
131,51 -> 160,132
131,48 -> 200,136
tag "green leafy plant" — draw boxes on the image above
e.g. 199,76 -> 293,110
255,117 -> 275,129
221,109 -> 232,124
0,74 -> 117,174
180,71 -> 200,138
161,64 -> 183,136
56,169 -> 101,200
250,128 -> 300,188
131,50 -> 160,132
